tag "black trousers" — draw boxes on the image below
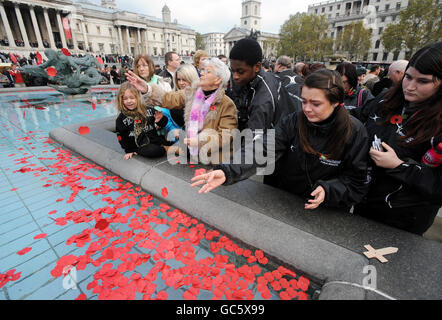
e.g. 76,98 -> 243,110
354,203 -> 439,236
137,144 -> 166,158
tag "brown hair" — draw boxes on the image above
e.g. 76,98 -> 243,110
133,55 -> 155,82
380,42 -> 442,146
298,69 -> 353,159
193,50 -> 209,67
116,82 -> 147,120
301,63 -> 326,78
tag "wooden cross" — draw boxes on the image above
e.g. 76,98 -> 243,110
363,245 -> 398,263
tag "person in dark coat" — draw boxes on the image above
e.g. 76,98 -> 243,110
115,82 -> 172,159
353,42 -> 442,235
336,62 -> 374,118
226,38 -> 300,134
274,55 -> 304,102
192,69 -> 370,211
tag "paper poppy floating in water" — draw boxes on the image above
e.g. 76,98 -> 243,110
17,247 -> 32,255
95,219 -> 109,230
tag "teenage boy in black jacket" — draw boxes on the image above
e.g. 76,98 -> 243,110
226,38 -> 300,134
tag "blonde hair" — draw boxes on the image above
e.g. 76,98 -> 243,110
133,55 -> 155,82
193,50 -> 209,67
116,82 -> 146,119
173,64 -> 199,91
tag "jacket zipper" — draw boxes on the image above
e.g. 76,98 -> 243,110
385,184 -> 403,209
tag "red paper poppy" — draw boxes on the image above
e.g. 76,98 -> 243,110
117,135 -> 122,141
210,105 -> 216,111
61,48 -> 71,56
194,168 -> 207,177
95,219 -> 109,230
390,115 -> 403,125
75,293 -> 87,300
161,187 -> 168,198
46,67 -> 57,77
17,247 -> 32,255
34,233 -> 47,240
78,126 -> 90,135
9,53 -> 18,63
36,52 -> 42,65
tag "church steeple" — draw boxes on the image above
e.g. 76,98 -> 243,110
241,0 -> 261,31
162,4 -> 171,23
101,0 -> 116,10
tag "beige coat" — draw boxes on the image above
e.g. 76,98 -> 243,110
143,81 -> 238,164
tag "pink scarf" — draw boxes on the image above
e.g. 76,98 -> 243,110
187,88 -> 217,156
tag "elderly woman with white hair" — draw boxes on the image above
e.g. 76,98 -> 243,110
126,57 -> 238,164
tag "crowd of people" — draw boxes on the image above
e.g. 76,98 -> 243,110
1,40 -> 440,237
115,39 -> 441,237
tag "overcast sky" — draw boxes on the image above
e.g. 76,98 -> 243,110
98,0 -> 320,34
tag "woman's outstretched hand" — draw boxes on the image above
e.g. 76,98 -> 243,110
126,70 -> 148,94
190,170 -> 226,194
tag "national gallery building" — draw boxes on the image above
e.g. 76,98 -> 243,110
0,0 -> 197,57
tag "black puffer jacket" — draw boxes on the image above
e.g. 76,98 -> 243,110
357,98 -> 442,209
217,109 -> 370,208
226,69 -> 300,133
115,107 -> 168,153
275,69 -> 304,102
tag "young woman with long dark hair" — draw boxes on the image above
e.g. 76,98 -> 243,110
191,69 -> 370,210
353,42 -> 442,235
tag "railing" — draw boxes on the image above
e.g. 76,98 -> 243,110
308,0 -> 341,9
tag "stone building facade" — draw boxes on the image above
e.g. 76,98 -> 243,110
307,0 -> 408,62
0,0 -> 196,58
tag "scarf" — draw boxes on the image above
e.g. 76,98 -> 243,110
187,87 -> 217,156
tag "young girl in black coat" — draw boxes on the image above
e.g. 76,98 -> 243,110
354,42 -> 442,235
115,82 -> 171,160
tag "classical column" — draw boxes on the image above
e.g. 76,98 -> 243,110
29,6 -> 43,49
117,25 -> 123,54
14,4 -> 30,48
136,28 -> 141,55
126,27 -> 131,55
81,21 -> 89,51
69,18 -> 78,50
43,8 -> 56,49
0,2 -> 16,48
144,29 -> 149,55
56,11 -> 67,48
